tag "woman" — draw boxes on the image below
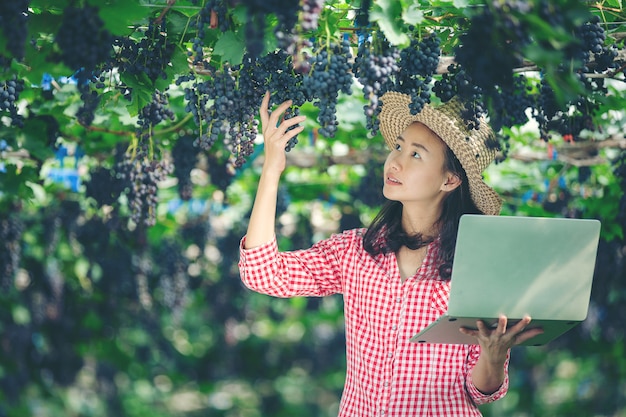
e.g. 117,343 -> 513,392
238,91 -> 542,416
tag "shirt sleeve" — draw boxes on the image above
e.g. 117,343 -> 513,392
238,232 -> 351,298
464,345 -> 510,405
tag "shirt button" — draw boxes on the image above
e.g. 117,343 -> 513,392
387,352 -> 393,358
392,325 -> 397,331
384,381 -> 389,387
396,297 -> 401,303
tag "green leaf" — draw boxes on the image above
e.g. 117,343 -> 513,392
0,165 -> 37,204
213,31 -> 245,66
370,0 -> 410,46
402,4 -> 425,25
122,72 -> 155,116
96,0 -> 153,35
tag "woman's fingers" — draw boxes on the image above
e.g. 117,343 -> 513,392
259,91 -> 271,126
265,99 -> 294,134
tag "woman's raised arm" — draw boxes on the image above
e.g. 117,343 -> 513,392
244,92 -> 306,249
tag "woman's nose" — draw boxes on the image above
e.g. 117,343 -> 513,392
388,153 -> 402,170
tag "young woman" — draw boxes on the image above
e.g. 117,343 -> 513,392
238,91 -> 542,416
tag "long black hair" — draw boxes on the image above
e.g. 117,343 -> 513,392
362,145 -> 481,280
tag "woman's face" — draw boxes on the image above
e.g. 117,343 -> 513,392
383,122 -> 458,210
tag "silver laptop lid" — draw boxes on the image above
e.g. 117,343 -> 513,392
447,215 -> 601,321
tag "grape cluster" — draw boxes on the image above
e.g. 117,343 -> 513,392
0,76 -> 25,127
111,19 -> 175,83
0,0 -> 30,61
395,34 -> 440,115
489,74 -> 535,132
187,1 -> 231,66
240,0 -> 300,57
171,134 -> 200,201
255,51 -> 307,150
569,16 -> 605,69
75,83 -> 101,127
529,16 -> 613,141
300,0 -> 325,32
206,153 -> 235,192
179,51 -> 308,165
115,91 -> 175,226
353,37 -> 400,135
55,5 -> 113,82
433,64 -> 485,130
454,1 -> 529,93
190,65 -> 260,167
303,38 -> 353,137
85,166 -> 125,207
116,145 -> 172,227
137,90 -> 175,134
0,214 -> 23,290
283,107 -> 301,152
155,239 -> 189,322
258,51 -> 307,107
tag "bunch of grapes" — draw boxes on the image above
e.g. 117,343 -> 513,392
254,51 -> 307,151
353,37 -> 400,135
171,134 -> 200,201
454,1 -> 530,93
154,238 -> 189,322
191,65 -> 260,167
137,90 -> 175,134
238,0 -> 299,58
568,16 -> 605,70
177,73 -> 206,128
0,214 -> 23,290
0,0 -> 30,61
111,19 -> 176,83
488,74 -> 536,132
300,0 -> 325,32
433,64 -> 485,130
257,51 -> 307,106
75,83 -> 101,126
206,153 -> 235,192
0,76 -> 25,127
303,38 -> 353,138
395,34 -> 440,115
115,91 -> 175,226
55,5 -> 113,83
85,166 -> 125,207
116,145 -> 172,227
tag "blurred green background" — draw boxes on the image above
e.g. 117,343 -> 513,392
1,0 -> 626,416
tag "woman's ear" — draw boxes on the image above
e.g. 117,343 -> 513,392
442,173 -> 462,192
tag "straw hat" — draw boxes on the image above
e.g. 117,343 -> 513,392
379,91 -> 502,216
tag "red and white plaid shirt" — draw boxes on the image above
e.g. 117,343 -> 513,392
239,228 -> 509,417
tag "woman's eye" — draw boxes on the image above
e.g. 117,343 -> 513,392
412,151 -> 421,159
394,143 -> 401,151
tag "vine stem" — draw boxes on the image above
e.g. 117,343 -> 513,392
154,0 -> 177,25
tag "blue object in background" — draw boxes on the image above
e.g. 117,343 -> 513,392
47,167 -> 81,192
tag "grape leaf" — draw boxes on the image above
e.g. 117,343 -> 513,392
213,31 -> 245,66
370,0 -> 410,47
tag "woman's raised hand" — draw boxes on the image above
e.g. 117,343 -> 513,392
259,91 -> 306,175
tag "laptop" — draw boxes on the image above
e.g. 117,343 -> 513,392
410,214 -> 601,346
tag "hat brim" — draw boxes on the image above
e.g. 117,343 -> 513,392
379,92 -> 502,216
